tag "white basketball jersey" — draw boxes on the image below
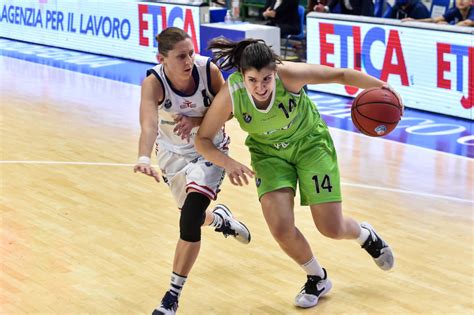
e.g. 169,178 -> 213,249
147,55 -> 229,155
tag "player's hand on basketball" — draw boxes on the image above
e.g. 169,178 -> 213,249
134,163 -> 161,182
382,84 -> 404,115
174,115 -> 202,142
224,158 -> 255,186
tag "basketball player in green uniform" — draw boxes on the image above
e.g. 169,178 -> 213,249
195,38 -> 402,309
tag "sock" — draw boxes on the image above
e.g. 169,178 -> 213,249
300,256 -> 324,277
209,210 -> 224,229
169,272 -> 187,298
356,224 -> 370,245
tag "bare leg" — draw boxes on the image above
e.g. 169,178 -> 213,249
310,201 -> 361,239
260,188 -> 313,264
310,201 -> 394,270
172,239 -> 200,275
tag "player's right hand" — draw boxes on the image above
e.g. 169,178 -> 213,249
134,163 -> 161,182
224,158 -> 255,186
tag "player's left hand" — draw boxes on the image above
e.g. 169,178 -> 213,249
224,158 -> 255,186
173,115 -> 203,142
382,84 -> 404,116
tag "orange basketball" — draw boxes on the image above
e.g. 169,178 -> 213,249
351,87 -> 402,137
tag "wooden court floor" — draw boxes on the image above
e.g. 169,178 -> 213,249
1,56 -> 473,314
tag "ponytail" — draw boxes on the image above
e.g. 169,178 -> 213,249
207,37 -> 281,72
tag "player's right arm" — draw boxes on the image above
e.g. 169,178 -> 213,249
195,84 -> 255,186
134,75 -> 162,182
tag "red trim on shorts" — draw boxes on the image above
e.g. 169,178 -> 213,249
217,126 -> 230,151
186,182 -> 216,200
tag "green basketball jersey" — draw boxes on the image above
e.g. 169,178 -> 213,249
228,72 -> 321,147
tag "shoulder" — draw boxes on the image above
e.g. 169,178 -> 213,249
209,61 -> 222,77
277,61 -> 315,82
143,71 -> 163,89
142,71 -> 164,103
277,61 -> 300,77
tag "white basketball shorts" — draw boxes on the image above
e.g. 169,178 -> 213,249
157,149 -> 227,208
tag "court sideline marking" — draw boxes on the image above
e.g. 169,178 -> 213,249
1,160 -> 472,204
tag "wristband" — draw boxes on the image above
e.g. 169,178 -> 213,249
137,156 -> 151,165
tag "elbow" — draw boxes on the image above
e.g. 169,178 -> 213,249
142,125 -> 158,136
195,134 -> 215,157
195,134 -> 207,155
194,135 -> 203,154
338,68 -> 354,85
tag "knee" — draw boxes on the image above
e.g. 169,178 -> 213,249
318,222 -> 346,239
270,224 -> 296,244
179,192 -> 210,242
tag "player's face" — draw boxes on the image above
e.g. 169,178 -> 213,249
243,67 -> 276,102
158,38 -> 195,78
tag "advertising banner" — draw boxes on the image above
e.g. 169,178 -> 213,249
307,14 -> 474,120
0,1 -> 204,63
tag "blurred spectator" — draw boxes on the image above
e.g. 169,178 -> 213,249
403,0 -> 473,25
308,0 -> 374,16
387,0 -> 430,19
262,0 -> 301,37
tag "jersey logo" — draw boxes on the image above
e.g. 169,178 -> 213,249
180,100 -> 196,109
164,99 -> 172,109
243,113 -> 252,123
255,178 -> 261,187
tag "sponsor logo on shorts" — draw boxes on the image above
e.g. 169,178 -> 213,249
243,113 -> 252,123
375,125 -> 387,135
255,178 -> 261,187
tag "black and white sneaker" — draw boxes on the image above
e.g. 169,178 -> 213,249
212,204 -> 251,244
152,291 -> 178,315
295,268 -> 332,308
361,222 -> 394,271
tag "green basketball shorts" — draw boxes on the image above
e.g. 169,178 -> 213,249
248,120 -> 342,206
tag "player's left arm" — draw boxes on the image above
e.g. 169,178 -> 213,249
278,61 -> 404,114
278,61 -> 385,92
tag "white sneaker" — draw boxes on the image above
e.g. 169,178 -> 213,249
295,268 -> 332,308
361,222 -> 394,271
212,204 -> 251,244
152,291 -> 178,315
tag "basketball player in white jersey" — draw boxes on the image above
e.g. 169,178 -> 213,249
133,27 -> 251,315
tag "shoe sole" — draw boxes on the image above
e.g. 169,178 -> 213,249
295,279 -> 333,308
214,204 -> 251,244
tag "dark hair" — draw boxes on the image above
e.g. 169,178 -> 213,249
156,27 -> 190,56
207,37 -> 282,72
